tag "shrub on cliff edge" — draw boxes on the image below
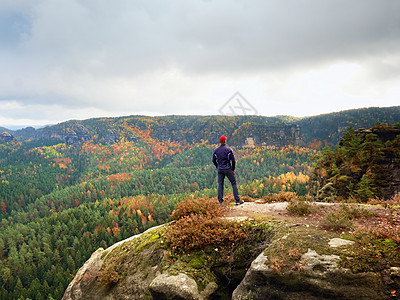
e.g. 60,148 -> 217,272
166,197 -> 248,252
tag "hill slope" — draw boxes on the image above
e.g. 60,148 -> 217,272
7,105 -> 400,146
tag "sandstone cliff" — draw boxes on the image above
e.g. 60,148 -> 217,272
0,131 -> 14,142
355,127 -> 400,197
311,125 -> 400,201
63,202 -> 399,300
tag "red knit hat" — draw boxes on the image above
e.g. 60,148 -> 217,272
219,136 -> 227,143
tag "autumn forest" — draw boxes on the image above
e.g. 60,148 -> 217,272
1,107 -> 400,299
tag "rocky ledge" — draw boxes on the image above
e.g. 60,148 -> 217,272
63,208 -> 399,300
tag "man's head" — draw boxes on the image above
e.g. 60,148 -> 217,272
219,136 -> 227,144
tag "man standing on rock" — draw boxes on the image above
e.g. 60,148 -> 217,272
212,136 -> 243,205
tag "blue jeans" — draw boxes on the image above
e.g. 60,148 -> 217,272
218,169 -> 240,203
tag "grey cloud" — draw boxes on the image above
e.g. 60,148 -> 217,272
0,0 -> 400,123
174,0 -> 400,73
6,0 -> 400,75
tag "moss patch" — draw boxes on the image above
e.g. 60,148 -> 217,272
263,222 -> 353,273
260,218 -> 400,281
160,219 -> 274,294
341,232 -> 400,273
98,226 -> 166,287
164,250 -> 218,292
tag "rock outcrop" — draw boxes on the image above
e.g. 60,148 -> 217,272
65,124 -> 92,146
105,129 -> 120,145
62,222 -> 245,300
233,248 -> 385,299
63,215 -> 398,300
149,273 -> 204,300
231,124 -> 302,147
63,248 -> 105,299
63,225 -> 166,300
0,131 -> 14,142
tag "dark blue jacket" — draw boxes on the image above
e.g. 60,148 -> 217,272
212,144 -> 236,171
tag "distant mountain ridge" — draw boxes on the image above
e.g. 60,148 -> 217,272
4,105 -> 400,146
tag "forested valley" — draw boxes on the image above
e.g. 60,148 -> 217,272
0,135 -> 312,299
0,111 -> 399,299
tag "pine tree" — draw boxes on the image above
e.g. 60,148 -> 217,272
13,278 -> 25,299
355,174 -> 375,201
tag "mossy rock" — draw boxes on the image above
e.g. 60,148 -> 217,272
233,222 -> 397,300
64,219 -> 399,300
64,219 -> 274,300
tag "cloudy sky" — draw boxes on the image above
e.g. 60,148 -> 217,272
1,0 -> 399,128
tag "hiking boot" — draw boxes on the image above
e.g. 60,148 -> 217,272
235,200 -> 244,205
